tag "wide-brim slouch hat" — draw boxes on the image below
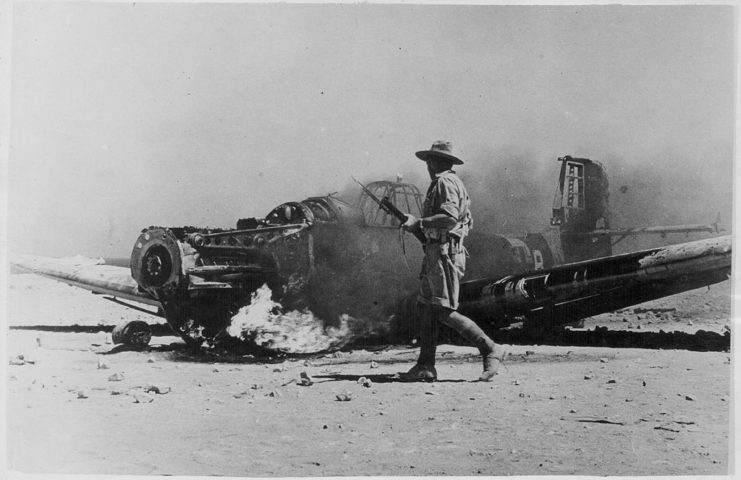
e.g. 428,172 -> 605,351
415,140 -> 464,165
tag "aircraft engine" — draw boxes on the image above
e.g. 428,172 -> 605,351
130,227 -> 185,296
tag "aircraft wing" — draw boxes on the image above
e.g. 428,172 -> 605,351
10,254 -> 161,308
459,235 -> 732,328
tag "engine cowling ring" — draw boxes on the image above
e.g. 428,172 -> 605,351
130,227 -> 184,298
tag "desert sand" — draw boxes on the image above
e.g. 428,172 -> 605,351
5,273 -> 733,476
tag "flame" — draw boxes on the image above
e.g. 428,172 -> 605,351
227,284 -> 357,354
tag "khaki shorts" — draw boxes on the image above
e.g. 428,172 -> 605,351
417,242 -> 466,310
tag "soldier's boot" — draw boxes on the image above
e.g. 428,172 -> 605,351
397,304 -> 438,382
441,311 -> 505,382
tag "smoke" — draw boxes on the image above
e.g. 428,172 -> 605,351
452,146 -> 731,251
460,146 -> 557,236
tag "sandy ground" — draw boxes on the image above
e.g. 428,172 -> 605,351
5,273 -> 734,476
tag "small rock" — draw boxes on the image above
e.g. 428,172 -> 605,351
335,392 -> 353,401
212,368 -> 220,373
77,390 -> 89,399
108,373 -> 125,382
569,409 -> 577,413
525,350 -> 535,356
110,390 -> 124,396
548,395 -> 555,400
599,358 -> 609,363
105,333 -> 113,345
147,358 -> 155,363
685,395 -> 696,401
35,336 -> 42,347
513,379 -> 521,385
302,360 -> 312,367
9,356 -> 25,366
133,393 -> 154,403
607,379 -> 617,384
622,317 -> 629,323
584,374 -> 593,380
360,378 -> 372,388
250,384 -> 263,390
268,390 -> 282,398
145,384 -> 171,394
97,359 -> 109,370
425,391 -> 436,395
518,393 -> 525,398
642,380 -> 647,387
370,361 -> 379,369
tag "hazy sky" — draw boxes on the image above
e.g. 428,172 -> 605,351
7,3 -> 735,257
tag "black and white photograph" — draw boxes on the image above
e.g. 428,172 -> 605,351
3,1 -> 735,477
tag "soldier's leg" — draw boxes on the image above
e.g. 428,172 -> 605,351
439,308 -> 505,382
397,302 -> 438,382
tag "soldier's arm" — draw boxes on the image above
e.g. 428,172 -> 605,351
402,212 -> 457,232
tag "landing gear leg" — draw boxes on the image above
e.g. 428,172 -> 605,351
162,302 -> 205,351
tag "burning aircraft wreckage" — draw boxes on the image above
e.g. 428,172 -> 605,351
12,156 -> 731,354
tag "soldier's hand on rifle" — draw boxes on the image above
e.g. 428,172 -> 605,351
401,214 -> 421,232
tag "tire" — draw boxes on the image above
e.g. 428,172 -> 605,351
111,320 -> 152,346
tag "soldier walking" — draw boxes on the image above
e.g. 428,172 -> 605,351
398,141 -> 504,382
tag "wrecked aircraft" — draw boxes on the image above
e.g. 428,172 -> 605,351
11,156 -> 731,353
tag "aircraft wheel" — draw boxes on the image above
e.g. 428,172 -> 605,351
111,320 -> 152,346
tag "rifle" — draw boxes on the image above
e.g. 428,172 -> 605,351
352,177 -> 427,244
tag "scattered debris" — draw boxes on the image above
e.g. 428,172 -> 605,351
654,425 -> 680,433
577,417 -> 625,426
299,371 -> 314,386
9,355 -> 26,366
